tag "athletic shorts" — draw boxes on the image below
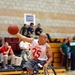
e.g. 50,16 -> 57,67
22,59 -> 46,71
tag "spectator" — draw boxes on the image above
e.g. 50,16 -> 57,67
27,23 -> 34,37
60,39 -> 68,69
66,37 -> 71,69
20,24 -> 27,36
35,23 -> 43,36
70,36 -> 75,70
19,41 -> 31,62
0,42 -> 15,69
0,53 -> 4,68
15,33 -> 53,75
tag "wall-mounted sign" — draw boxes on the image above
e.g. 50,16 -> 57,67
24,14 -> 36,25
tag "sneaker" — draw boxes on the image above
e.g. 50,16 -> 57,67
2,66 -> 8,70
8,65 -> 14,69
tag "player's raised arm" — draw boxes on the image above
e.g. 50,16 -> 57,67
16,33 -> 33,43
7,24 -> 33,43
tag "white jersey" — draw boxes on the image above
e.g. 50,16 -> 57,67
30,39 -> 48,61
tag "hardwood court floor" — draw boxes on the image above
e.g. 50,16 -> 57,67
50,71 -> 75,75
0,70 -> 75,75
37,71 -> 75,75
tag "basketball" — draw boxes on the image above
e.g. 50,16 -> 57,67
8,24 -> 19,35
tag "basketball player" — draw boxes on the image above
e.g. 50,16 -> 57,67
15,33 -> 52,75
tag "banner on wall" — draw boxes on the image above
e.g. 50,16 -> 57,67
24,13 -> 36,25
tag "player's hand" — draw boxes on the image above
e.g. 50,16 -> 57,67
43,63 -> 48,70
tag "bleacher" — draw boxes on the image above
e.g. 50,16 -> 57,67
0,37 -> 66,75
49,43 -> 62,66
4,37 -> 20,51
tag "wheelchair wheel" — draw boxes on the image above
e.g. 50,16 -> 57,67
44,65 -> 57,75
44,69 -> 56,75
44,69 -> 49,75
35,68 -> 56,75
49,65 -> 57,75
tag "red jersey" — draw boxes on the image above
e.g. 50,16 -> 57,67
0,46 -> 7,53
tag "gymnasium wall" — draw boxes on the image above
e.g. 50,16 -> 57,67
0,0 -> 75,38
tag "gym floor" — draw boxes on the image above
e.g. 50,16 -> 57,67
53,71 -> 75,75
37,71 -> 75,75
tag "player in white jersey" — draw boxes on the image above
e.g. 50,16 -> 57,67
15,33 -> 53,75
30,39 -> 48,61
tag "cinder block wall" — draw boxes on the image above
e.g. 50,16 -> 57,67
0,0 -> 75,38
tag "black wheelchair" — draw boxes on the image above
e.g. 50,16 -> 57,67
21,51 -> 56,75
21,63 -> 57,75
